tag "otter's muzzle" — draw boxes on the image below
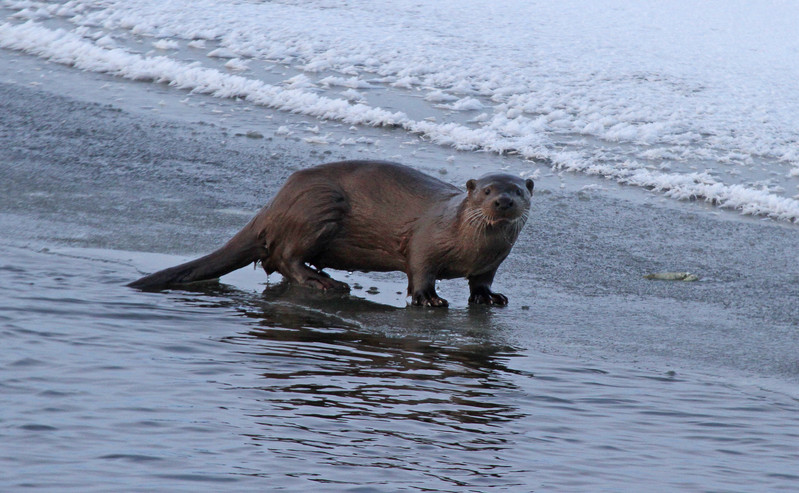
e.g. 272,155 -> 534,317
494,195 -> 515,211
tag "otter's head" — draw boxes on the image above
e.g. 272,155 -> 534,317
465,173 -> 534,226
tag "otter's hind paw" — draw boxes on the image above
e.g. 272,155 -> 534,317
304,275 -> 350,292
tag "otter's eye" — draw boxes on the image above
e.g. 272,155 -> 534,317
484,188 -> 491,195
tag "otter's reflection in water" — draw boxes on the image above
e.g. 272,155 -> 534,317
217,283 -> 530,488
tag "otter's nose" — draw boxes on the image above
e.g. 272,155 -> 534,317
494,196 -> 514,211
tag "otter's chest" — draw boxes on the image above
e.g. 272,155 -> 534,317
439,232 -> 515,278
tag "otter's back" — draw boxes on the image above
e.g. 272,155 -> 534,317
290,161 -> 461,272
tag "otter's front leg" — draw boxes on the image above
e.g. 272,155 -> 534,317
468,270 -> 508,306
407,269 -> 448,307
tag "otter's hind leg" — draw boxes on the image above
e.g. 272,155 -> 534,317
268,183 -> 350,292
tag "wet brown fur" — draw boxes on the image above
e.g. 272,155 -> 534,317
129,160 -> 533,307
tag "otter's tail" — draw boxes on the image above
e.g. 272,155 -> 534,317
128,228 -> 264,290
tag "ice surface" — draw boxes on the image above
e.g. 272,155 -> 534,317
1,0 -> 798,220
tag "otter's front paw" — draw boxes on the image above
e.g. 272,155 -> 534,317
411,293 -> 449,307
468,288 -> 508,306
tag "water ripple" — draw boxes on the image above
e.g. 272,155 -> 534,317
2,245 -> 799,491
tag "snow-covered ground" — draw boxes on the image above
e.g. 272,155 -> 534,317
2,0 -> 799,220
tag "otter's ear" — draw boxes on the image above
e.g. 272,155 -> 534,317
466,179 -> 477,192
525,178 -> 534,194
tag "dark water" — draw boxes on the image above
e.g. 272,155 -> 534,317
3,244 -> 799,492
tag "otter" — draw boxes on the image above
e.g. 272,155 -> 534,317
129,160 -> 533,307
